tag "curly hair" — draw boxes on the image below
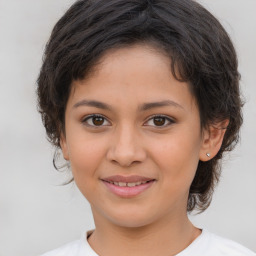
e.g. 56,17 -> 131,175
37,0 -> 243,212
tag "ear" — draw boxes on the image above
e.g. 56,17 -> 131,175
199,119 -> 229,162
60,132 -> 70,161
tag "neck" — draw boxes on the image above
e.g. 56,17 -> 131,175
88,209 -> 201,256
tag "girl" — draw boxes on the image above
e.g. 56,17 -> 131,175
37,0 -> 255,255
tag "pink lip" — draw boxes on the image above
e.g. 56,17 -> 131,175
101,175 -> 156,198
102,175 -> 154,183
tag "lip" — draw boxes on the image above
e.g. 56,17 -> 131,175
101,175 -> 154,183
101,175 -> 156,198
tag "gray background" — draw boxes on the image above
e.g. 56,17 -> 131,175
0,0 -> 255,255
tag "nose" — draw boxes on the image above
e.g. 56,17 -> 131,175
106,124 -> 147,167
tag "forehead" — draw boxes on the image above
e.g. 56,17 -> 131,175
69,44 -> 196,112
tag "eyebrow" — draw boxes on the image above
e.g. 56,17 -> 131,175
73,99 -> 183,111
73,100 -> 112,110
138,100 -> 184,111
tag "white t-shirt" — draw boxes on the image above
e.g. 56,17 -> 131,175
41,229 -> 256,256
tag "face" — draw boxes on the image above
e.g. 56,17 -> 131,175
61,44 -> 208,228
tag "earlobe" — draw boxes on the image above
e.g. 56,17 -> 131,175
60,133 -> 69,161
199,119 -> 229,162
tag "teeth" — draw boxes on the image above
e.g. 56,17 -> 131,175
118,182 -> 127,187
109,181 -> 150,187
127,182 -> 136,187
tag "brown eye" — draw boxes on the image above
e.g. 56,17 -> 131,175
153,117 -> 166,126
144,115 -> 174,127
83,115 -> 110,127
92,116 -> 104,126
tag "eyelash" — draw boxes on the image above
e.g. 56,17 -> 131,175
81,114 -> 175,128
82,114 -> 110,127
144,114 -> 175,127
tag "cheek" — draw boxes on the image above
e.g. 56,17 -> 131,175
149,129 -> 201,187
67,134 -> 107,183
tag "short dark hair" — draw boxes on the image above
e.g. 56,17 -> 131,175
37,0 -> 243,212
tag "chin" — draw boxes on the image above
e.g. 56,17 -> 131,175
104,208 -> 158,228
111,217 -> 153,228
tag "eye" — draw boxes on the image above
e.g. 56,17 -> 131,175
82,114 -> 110,127
144,115 -> 174,127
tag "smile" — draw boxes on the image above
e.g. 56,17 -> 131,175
101,175 -> 156,198
106,181 -> 149,187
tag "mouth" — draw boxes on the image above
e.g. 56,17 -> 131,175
101,175 -> 156,198
104,180 -> 152,187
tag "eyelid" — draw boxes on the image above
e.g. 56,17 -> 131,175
143,114 -> 175,127
82,114 -> 111,127
81,114 -> 175,128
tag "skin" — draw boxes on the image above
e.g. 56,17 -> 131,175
60,44 -> 227,256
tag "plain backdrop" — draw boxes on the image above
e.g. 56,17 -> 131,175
0,0 -> 255,255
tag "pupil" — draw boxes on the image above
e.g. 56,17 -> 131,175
154,117 -> 165,126
93,116 -> 104,126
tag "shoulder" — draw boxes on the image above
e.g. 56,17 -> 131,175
179,229 -> 255,256
205,231 -> 256,256
40,240 -> 81,256
40,230 -> 97,256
